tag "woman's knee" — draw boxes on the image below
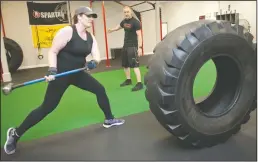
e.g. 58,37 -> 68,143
40,102 -> 58,115
96,85 -> 107,96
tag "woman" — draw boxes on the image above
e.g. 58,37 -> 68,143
4,6 -> 125,155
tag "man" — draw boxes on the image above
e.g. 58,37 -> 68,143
108,6 -> 143,91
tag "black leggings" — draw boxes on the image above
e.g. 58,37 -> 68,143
16,71 -> 114,137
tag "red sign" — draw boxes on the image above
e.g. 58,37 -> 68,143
199,15 -> 205,20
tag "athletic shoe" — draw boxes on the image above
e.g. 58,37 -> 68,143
103,118 -> 125,128
4,127 -> 19,155
120,79 -> 132,87
132,82 -> 143,91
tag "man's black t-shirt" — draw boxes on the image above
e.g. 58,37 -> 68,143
120,17 -> 141,48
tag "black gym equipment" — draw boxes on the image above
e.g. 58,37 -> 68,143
3,37 -> 24,73
144,20 -> 257,148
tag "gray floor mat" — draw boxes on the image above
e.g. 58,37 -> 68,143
1,110 -> 256,161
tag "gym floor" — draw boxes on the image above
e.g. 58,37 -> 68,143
1,55 -> 257,161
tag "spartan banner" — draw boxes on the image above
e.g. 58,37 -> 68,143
26,2 -> 69,25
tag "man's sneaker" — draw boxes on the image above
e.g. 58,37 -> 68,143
132,82 -> 144,91
4,127 -> 19,155
103,118 -> 125,128
120,79 -> 132,87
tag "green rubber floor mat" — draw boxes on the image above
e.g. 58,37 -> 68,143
1,67 -> 149,146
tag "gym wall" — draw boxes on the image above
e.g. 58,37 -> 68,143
161,1 -> 256,41
1,1 -> 156,70
141,10 -> 157,55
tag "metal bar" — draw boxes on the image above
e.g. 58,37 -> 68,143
90,0 -> 96,36
146,1 -> 155,5
0,8 -> 6,37
0,8 -> 5,82
139,8 -> 154,13
159,7 -> 162,40
130,1 -> 146,7
102,1 -> 110,67
146,1 -> 155,9
68,1 -> 72,24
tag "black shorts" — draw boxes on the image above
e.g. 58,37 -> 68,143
121,47 -> 140,68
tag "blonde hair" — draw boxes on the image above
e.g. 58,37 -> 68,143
123,5 -> 140,21
123,6 -> 132,11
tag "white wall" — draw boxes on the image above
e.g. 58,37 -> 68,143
162,23 -> 168,39
1,1 -> 156,70
161,1 -> 256,41
141,10 -> 157,54
1,1 -> 256,71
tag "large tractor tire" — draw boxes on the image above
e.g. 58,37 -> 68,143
144,20 -> 256,148
3,37 -> 23,73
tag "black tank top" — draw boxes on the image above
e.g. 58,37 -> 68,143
57,25 -> 93,72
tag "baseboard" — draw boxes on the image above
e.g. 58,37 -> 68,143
144,52 -> 154,55
19,64 -> 49,70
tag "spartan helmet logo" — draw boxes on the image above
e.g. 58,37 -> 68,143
33,10 -> 41,18
54,3 -> 68,22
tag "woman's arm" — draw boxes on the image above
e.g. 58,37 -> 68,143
48,26 -> 73,68
89,33 -> 101,63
